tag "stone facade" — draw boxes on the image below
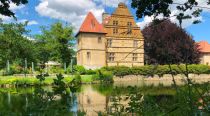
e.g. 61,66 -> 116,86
104,3 -> 144,67
77,33 -> 106,69
198,41 -> 210,65
76,3 -> 144,69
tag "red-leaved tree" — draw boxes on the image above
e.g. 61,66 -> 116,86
143,20 -> 201,65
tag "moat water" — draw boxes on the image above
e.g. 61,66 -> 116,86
0,81 -> 208,116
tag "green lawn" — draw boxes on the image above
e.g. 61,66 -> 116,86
0,75 -> 96,86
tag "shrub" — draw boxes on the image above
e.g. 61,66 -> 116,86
71,74 -> 82,86
98,70 -> 113,83
103,64 -> 210,77
86,69 -> 97,75
103,66 -> 131,77
49,66 -> 65,74
73,65 -> 86,75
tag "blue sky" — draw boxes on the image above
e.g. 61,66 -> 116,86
1,0 -> 210,42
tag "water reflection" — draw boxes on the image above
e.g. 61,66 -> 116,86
0,82 -> 209,116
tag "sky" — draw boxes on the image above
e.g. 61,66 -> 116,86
1,0 -> 210,42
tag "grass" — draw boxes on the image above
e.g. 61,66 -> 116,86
0,75 -> 97,86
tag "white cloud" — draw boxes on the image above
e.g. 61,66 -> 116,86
18,19 -> 39,25
94,0 -> 128,7
0,15 -> 13,22
28,20 -> 39,25
35,0 -> 104,31
137,0 -> 210,29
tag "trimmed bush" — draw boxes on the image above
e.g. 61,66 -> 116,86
103,64 -> 210,77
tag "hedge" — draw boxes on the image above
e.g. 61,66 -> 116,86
102,64 -> 210,77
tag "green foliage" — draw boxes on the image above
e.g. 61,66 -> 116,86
36,74 -> 45,82
131,0 -> 208,26
35,22 -> 75,67
0,23 -> 37,69
86,69 -> 97,75
103,65 -> 210,77
98,70 -> 114,83
71,74 -> 82,85
49,66 -> 65,74
73,65 -> 86,74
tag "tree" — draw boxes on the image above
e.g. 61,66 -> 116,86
36,22 -> 75,67
131,0 -> 210,26
143,20 -> 200,65
0,0 -> 28,17
0,22 -> 36,69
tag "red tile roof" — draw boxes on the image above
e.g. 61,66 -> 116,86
197,41 -> 210,53
77,12 -> 106,35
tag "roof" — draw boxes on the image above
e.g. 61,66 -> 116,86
76,12 -> 106,36
197,41 -> 210,53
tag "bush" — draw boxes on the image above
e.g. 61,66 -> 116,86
103,64 -> 210,77
98,70 -> 113,83
49,66 -> 65,74
73,65 -> 86,75
103,66 -> 131,77
86,69 -> 97,75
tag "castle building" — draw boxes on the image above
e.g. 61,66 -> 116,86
198,41 -> 210,65
76,3 -> 144,69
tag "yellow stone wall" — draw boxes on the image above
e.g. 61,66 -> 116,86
77,33 -> 106,69
200,53 -> 210,65
104,3 -> 144,67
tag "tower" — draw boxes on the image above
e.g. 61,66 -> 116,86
76,12 -> 107,69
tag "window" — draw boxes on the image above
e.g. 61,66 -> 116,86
127,22 -> 132,26
98,37 -> 102,43
133,53 -> 138,61
108,53 -> 115,62
78,53 -> 80,61
113,20 -> 118,25
107,39 -> 112,47
128,28 -> 132,34
127,22 -> 132,34
87,52 -> 91,60
133,40 -> 138,47
113,28 -> 118,34
77,38 -> 80,45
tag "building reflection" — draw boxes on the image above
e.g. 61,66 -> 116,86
77,85 -> 107,116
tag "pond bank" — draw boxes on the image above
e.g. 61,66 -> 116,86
1,74 -> 210,87
114,74 -> 210,86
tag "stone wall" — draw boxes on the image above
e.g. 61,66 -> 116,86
114,74 -> 210,85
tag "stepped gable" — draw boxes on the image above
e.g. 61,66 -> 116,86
112,2 -> 132,16
77,12 -> 106,36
